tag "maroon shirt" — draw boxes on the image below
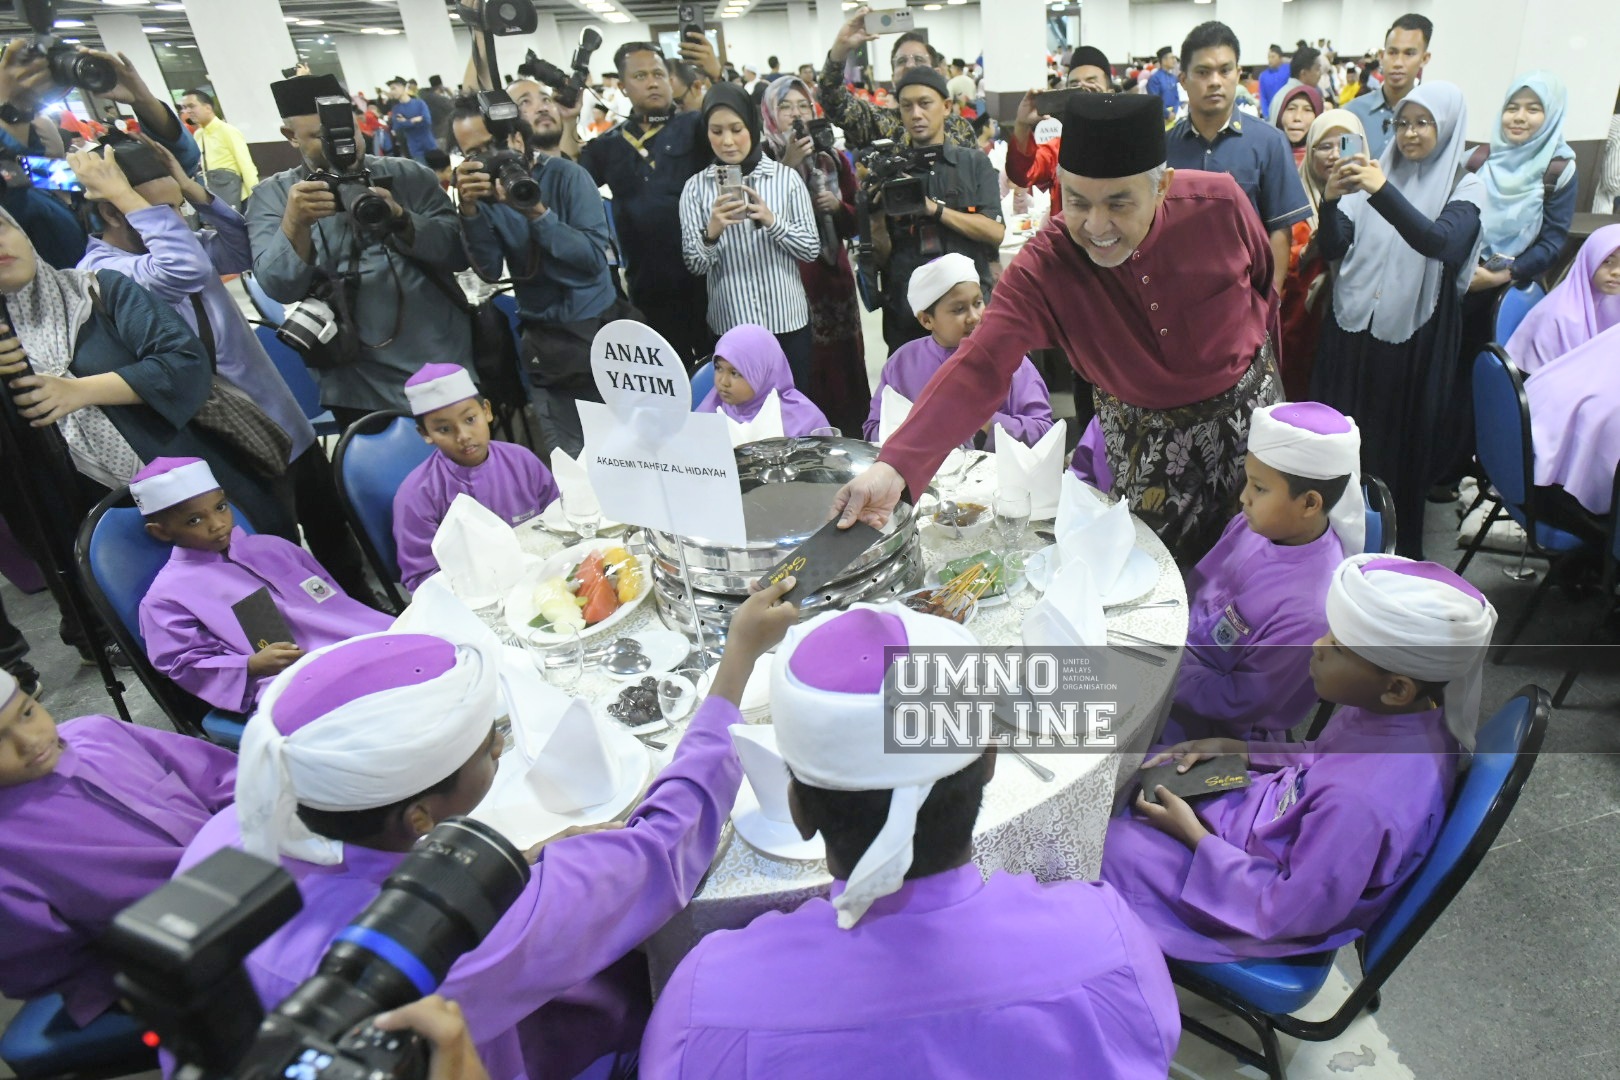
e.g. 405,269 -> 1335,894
880,169 -> 1277,500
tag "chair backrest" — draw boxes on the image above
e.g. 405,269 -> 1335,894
691,359 -> 715,407
333,412 -> 433,599
1362,473 -> 1397,555
1492,281 -> 1546,345
490,290 -> 523,341
240,271 -> 285,327
1360,685 -> 1548,976
254,324 -> 326,423
1471,346 -> 1534,511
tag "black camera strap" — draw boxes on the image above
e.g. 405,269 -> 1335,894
187,293 -> 218,373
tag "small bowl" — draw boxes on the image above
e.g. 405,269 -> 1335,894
926,501 -> 992,544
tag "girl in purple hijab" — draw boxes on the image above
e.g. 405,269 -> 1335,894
696,323 -> 830,436
1505,224 -> 1620,375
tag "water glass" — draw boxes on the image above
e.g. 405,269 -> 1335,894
527,626 -> 583,689
994,487 -> 1032,555
658,677 -> 690,720
561,490 -> 600,538
809,426 -> 842,438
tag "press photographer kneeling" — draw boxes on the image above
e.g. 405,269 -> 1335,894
452,90 -> 626,459
862,67 -> 1004,352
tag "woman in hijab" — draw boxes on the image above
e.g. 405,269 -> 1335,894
1310,82 -> 1484,559
1272,83 -> 1325,165
695,323 -> 830,437
0,207 -> 291,537
1523,313 -> 1620,522
760,75 -> 870,437
679,82 -> 820,377
1278,108 -> 1367,400
1505,224 -> 1620,375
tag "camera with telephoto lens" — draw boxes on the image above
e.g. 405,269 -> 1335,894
8,0 -> 117,94
857,138 -> 941,218
472,89 -> 541,211
801,118 -> 837,155
308,95 -> 394,237
105,817 -> 530,1080
517,27 -> 602,111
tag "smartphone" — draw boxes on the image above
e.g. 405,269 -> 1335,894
864,8 -> 916,35
1337,132 -> 1366,159
21,155 -> 82,193
1033,87 -> 1083,119
1483,254 -> 1516,273
677,1 -> 706,40
717,163 -> 744,203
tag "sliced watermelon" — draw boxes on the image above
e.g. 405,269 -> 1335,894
580,575 -> 620,625
574,551 -> 607,593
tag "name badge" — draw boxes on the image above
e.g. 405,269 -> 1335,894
300,576 -> 336,603
511,509 -> 538,525
1210,603 -> 1253,651
1274,773 -> 1302,820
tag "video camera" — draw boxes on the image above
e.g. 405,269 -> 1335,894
7,0 -> 116,94
857,138 -> 942,218
472,89 -> 542,211
309,95 -> 394,237
105,817 -> 529,1080
519,27 -> 603,111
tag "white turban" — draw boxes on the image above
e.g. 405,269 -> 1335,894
237,631 -> 501,865
1247,402 -> 1366,554
906,252 -> 980,315
771,603 -> 981,928
1324,554 -> 1498,750
0,668 -> 17,711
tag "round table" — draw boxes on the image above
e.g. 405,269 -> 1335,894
503,451 -> 1188,986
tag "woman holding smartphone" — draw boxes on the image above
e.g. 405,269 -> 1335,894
1309,82 -> 1484,559
679,83 -> 820,377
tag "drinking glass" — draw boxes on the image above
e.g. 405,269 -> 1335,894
994,487 -> 1032,556
561,489 -> 599,539
809,426 -> 842,438
658,677 -> 690,720
527,625 -> 583,689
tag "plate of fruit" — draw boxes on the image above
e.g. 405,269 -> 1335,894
503,541 -> 650,644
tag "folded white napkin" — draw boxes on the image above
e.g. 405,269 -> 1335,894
876,385 -> 914,446
431,493 -> 526,600
520,697 -> 623,813
1051,472 -> 1134,593
1021,560 -> 1106,647
729,724 -> 794,823
726,390 -> 784,447
550,447 -> 600,523
995,419 -> 1067,518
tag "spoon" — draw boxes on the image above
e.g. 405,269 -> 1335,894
603,639 -> 651,676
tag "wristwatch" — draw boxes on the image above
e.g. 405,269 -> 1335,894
0,101 -> 38,125
932,200 -> 946,222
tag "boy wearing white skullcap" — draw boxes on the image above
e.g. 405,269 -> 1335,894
1166,401 -> 1367,742
1102,553 -> 1496,964
176,579 -> 799,1080
863,253 -> 1054,451
642,604 -> 1180,1080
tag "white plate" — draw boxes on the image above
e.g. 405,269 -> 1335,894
603,629 -> 692,682
470,722 -> 649,849
504,540 -> 651,644
924,559 -> 1029,609
538,500 -> 624,537
1026,545 -> 1158,606
731,778 -> 826,861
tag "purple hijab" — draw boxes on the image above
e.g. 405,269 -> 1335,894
1505,224 -> 1620,375
696,324 -> 830,435
1525,319 -> 1620,514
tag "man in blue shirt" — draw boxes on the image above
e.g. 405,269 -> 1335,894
1345,13 -> 1432,159
1167,22 -> 1310,294
1145,47 -> 1180,122
1257,44 -> 1289,118
452,98 -> 622,458
386,76 -> 437,162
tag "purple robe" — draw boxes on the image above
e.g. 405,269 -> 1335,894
1524,323 -> 1620,515
175,695 -> 745,1080
1067,416 -> 1115,492
641,864 -> 1178,1079
139,528 -> 394,713
695,324 -> 830,437
1100,705 -> 1458,963
0,717 -> 236,1024
1503,224 -> 1620,375
393,441 -> 560,593
862,335 -> 1053,451
1166,514 -> 1345,742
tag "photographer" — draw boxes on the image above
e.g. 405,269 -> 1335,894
817,6 -> 978,154
865,68 -> 1004,351
452,96 -> 623,458
247,75 -> 472,427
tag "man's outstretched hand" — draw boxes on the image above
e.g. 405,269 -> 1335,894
830,461 -> 904,530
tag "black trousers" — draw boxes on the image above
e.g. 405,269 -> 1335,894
288,442 -> 373,601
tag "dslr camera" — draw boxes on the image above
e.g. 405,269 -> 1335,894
518,27 -> 603,111
309,95 -> 394,237
857,138 -> 941,218
472,89 -> 542,211
7,0 -> 116,94
106,817 -> 529,1080
794,117 -> 837,156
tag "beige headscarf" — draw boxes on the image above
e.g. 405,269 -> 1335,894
1298,108 -> 1367,229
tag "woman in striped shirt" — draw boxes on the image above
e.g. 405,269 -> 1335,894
680,82 -> 820,381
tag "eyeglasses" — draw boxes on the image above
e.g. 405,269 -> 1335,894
893,54 -> 933,69
1393,117 -> 1436,133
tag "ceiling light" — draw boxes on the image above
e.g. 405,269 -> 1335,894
297,19 -> 326,26
603,11 -> 631,21
61,37 -> 80,43
155,2 -> 185,8
922,2 -> 941,8
947,0 -> 967,4
54,18 -> 85,27
141,26 -> 163,33
100,0 -> 150,6
284,15 -> 299,21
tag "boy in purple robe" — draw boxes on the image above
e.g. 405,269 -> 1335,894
0,669 -> 236,1025
393,363 -> 560,593
136,457 -> 393,714
863,253 -> 1053,450
695,324 -> 830,437
177,577 -> 801,1080
1100,554 -> 1497,963
641,605 -> 1180,1079
1167,402 -> 1366,743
